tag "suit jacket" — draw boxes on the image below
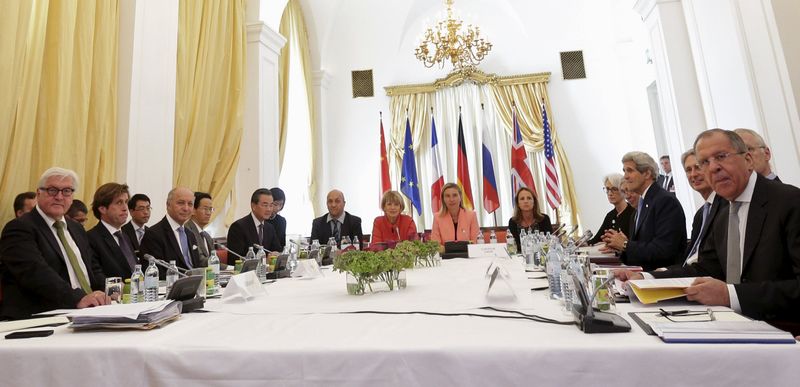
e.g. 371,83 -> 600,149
310,212 -> 363,247
683,194 -> 727,260
139,216 -> 201,278
0,209 -> 105,319
621,183 -> 687,271
121,221 -> 146,253
227,214 -> 282,258
653,174 -> 800,322
87,222 -> 138,279
185,220 -> 214,267
508,214 -> 553,252
431,208 -> 479,244
371,214 -> 418,244
266,214 -> 287,250
656,174 -> 675,193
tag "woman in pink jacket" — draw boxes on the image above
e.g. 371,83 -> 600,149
431,183 -> 479,246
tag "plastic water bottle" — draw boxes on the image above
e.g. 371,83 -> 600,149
310,239 -> 321,264
207,251 -> 220,292
327,237 -> 338,263
489,230 -> 498,244
255,246 -> 267,283
130,264 -> 144,303
288,249 -> 298,274
166,260 -> 179,295
143,258 -> 159,302
546,245 -> 562,300
245,246 -> 256,261
559,250 -> 573,312
341,236 -> 352,251
476,231 -> 485,244
353,236 -> 361,251
506,230 -> 517,255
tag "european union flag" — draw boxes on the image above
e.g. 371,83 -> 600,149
401,117 -> 422,215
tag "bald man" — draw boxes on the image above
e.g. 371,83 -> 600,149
139,187 -> 201,277
734,128 -> 780,182
310,189 -> 363,248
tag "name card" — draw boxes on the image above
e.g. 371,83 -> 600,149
468,243 -> 509,258
222,271 -> 267,302
291,259 -> 323,279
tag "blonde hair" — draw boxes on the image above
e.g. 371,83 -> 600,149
380,190 -> 405,212
438,183 -> 463,215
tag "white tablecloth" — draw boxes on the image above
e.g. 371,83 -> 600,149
1,257 -> 798,387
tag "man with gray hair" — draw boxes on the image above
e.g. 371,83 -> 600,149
602,151 -> 686,270
0,167 -> 110,319
139,187 -> 202,277
734,128 -> 780,182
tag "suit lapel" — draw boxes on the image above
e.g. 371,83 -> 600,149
742,179 -> 767,271
635,188 -> 656,238
163,219 -> 185,262
30,210 -> 67,263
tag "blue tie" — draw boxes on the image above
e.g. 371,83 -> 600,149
177,226 -> 193,269
634,199 -> 644,233
685,202 -> 712,264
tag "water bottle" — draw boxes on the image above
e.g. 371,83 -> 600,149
166,260 -> 179,295
245,246 -> 256,261
327,237 -> 338,263
130,264 -> 144,303
546,245 -> 562,300
255,246 -> 267,283
288,249 -> 298,274
506,230 -> 517,255
476,231 -> 484,244
353,236 -> 361,251
559,250 -> 573,312
207,251 -> 220,292
144,258 -> 159,302
341,236 -> 352,251
310,239 -> 321,264
489,230 -> 497,244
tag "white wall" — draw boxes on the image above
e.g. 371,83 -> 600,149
300,0 -> 657,234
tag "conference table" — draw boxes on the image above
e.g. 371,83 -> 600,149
1,257 -> 798,386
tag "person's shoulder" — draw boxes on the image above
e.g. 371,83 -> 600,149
346,212 -> 361,223
86,222 -> 105,237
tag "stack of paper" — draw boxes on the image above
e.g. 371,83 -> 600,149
627,277 -> 696,304
651,320 -> 797,344
67,300 -> 182,330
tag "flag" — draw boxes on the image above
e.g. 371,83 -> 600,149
542,101 -> 561,209
400,117 -> 422,215
379,115 -> 391,199
456,112 -> 475,210
480,106 -> 500,213
430,112 -> 445,213
510,104 -> 536,196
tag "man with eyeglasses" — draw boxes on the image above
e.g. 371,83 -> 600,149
139,187 -> 202,277
87,183 -> 139,280
0,167 -> 110,319
227,188 -> 282,262
122,193 -> 151,253
678,149 -> 727,266
617,129 -> 800,332
734,128 -> 781,182
185,192 -> 215,267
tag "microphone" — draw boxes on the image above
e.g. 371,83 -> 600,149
551,223 -> 566,235
143,254 -> 188,278
566,224 -> 579,238
253,244 -> 274,255
587,275 -> 617,315
215,243 -> 245,260
572,274 -> 631,333
574,230 -> 594,247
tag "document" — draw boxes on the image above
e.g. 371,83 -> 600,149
650,320 -> 796,344
627,277 -> 697,304
0,316 -> 69,333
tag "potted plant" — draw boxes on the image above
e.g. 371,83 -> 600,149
334,248 -> 415,295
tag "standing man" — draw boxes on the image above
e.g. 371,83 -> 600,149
87,183 -> 139,279
122,193 -> 151,253
734,128 -> 780,182
139,187 -> 201,276
186,191 -> 215,267
656,155 -> 675,193
602,152 -> 686,270
310,189 -> 363,248
0,168 -> 109,319
227,189 -> 282,258
12,192 -> 36,218
267,187 -> 287,250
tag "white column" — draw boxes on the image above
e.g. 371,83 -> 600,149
234,22 -> 286,219
634,0 -> 706,220
117,0 -> 179,224
311,70 -> 331,216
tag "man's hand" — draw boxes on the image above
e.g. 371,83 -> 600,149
613,269 -> 643,282
602,229 -> 628,251
76,290 -> 112,309
684,277 -> 730,306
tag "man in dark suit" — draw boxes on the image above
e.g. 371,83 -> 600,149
186,191 -> 215,267
680,149 -> 728,266
227,189 -> 282,260
12,191 -> 36,218
310,189 -> 363,248
656,155 -> 676,194
618,129 -> 800,325
602,151 -> 686,271
267,187 -> 287,250
122,193 -> 151,253
139,187 -> 201,277
87,183 -> 139,280
734,128 -> 781,182
0,168 -> 110,319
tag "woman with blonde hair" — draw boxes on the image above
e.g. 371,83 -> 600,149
508,187 -> 553,251
431,183 -> 479,244
588,173 -> 635,245
371,190 -> 418,244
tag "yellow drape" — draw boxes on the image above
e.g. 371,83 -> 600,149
174,0 -> 246,226
0,0 -> 118,228
278,0 -> 319,215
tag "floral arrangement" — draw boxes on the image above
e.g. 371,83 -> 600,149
333,248 -> 416,295
394,240 -> 441,267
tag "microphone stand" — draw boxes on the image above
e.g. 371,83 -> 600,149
143,254 -> 189,278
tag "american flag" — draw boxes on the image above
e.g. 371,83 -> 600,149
542,101 -> 561,209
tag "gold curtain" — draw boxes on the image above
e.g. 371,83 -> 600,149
174,0 -> 246,225
0,0 -> 118,228
278,0 -> 319,214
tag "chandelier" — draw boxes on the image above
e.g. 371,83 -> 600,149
414,0 -> 492,71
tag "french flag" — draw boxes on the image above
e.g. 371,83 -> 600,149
430,111 -> 445,213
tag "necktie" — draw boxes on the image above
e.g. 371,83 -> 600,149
258,222 -> 264,247
177,226 -> 193,269
53,221 -> 91,294
685,202 -> 712,263
136,227 -> 144,243
200,230 -> 211,256
114,230 -> 138,270
331,220 -> 341,241
726,201 -> 742,284
634,199 -> 644,233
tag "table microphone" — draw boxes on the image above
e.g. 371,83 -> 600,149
215,243 -> 245,261
574,230 -> 593,247
552,223 -> 566,235
143,254 -> 189,278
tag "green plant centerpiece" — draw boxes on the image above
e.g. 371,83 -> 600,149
394,240 -> 442,267
333,248 -> 416,295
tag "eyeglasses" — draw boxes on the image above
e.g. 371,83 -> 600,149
199,206 -> 215,213
697,151 -> 746,170
134,206 -> 152,212
39,187 -> 75,197
659,308 -> 716,322
602,187 -> 620,194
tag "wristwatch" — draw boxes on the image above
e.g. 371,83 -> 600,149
622,240 -> 628,251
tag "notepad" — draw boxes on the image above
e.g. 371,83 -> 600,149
650,321 -> 796,344
627,277 -> 697,304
